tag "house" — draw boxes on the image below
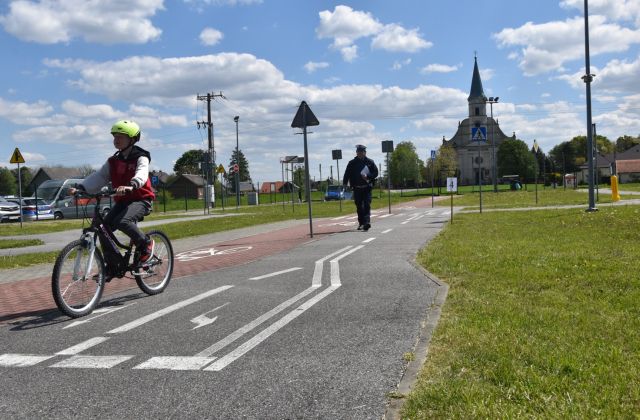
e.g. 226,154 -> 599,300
149,170 -> 171,186
28,167 -> 85,193
615,159 -> 640,183
167,174 -> 206,199
259,181 -> 298,194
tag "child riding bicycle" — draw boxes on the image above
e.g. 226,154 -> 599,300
70,120 -> 155,265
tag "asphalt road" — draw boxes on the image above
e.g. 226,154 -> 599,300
0,204 -> 450,419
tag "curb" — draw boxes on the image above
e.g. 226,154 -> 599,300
384,262 -> 449,420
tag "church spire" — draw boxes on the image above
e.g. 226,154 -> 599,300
468,55 -> 486,101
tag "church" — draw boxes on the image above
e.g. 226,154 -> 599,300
442,56 -> 514,186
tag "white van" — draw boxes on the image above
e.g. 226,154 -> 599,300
36,178 -> 112,220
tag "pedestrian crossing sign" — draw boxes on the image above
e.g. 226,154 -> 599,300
9,147 -> 25,164
471,126 -> 487,142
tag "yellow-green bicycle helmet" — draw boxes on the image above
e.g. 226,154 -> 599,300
111,120 -> 141,141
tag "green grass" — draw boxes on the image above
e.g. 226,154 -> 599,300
438,187 -> 625,210
0,238 -> 43,249
403,205 -> 640,418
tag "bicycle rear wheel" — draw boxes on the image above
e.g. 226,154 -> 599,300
52,240 -> 106,318
135,230 -> 174,295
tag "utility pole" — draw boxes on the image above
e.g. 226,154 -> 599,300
197,91 -> 225,211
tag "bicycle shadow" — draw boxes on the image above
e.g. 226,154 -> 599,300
3,293 -> 147,332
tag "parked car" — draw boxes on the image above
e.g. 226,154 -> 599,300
0,199 -> 21,223
324,185 -> 352,201
5,197 -> 54,221
35,178 -> 111,220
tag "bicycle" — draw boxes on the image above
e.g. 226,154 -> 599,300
52,188 -> 174,318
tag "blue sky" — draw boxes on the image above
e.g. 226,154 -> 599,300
2,0 -> 640,184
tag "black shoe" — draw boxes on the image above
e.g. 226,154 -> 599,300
363,223 -> 371,231
357,224 -> 363,230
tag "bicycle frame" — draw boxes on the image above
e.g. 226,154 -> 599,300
77,192 -> 135,279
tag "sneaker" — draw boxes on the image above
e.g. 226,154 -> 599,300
357,224 -> 363,230
363,223 -> 371,231
139,238 -> 155,264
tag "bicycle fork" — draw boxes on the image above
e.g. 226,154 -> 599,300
73,232 -> 97,282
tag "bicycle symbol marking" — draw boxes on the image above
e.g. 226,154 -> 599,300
175,246 -> 253,262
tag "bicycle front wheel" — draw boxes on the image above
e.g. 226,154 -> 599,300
135,230 -> 174,295
52,240 -> 106,318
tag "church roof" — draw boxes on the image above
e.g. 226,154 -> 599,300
468,56 -> 486,101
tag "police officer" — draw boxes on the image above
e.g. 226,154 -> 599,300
343,144 -> 378,231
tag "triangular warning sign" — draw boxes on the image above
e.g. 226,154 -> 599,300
10,147 -> 25,164
472,127 -> 485,142
291,101 -> 319,128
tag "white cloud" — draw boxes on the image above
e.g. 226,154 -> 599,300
560,0 -> 640,26
304,61 -> 329,73
316,5 -> 432,62
371,24 -> 431,53
184,0 -> 262,6
420,63 -> 458,74
494,16 -> 640,76
557,53 -> 640,96
200,27 -> 224,46
0,0 -> 163,44
316,5 -> 382,47
392,58 -> 412,70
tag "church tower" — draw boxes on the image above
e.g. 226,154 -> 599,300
442,55 -> 511,186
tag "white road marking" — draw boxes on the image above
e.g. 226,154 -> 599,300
0,354 -> 55,367
312,246 -> 352,287
56,337 -> 110,355
62,304 -> 134,330
401,220 -> 410,224
134,356 -> 216,371
205,285 -> 340,372
249,267 -> 302,280
378,214 -> 392,218
195,286 -> 318,358
381,228 -> 392,234
191,303 -> 229,330
362,237 -> 376,243
330,245 -> 364,286
205,245 -> 365,371
108,285 -> 233,334
50,355 -> 133,369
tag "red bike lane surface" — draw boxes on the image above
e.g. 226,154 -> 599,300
0,221 -> 351,324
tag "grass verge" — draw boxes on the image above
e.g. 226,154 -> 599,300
403,205 -> 640,418
0,239 -> 44,249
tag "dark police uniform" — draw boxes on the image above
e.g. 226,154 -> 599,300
342,146 -> 378,230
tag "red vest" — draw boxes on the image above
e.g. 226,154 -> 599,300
108,154 -> 155,203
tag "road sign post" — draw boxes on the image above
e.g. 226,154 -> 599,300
382,140 -> 394,214
447,177 -> 457,224
291,101 -> 319,238
10,148 -> 26,228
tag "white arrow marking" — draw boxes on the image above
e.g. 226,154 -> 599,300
191,302 -> 229,330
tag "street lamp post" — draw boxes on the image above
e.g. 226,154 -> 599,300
234,116 -> 240,209
582,0 -> 597,212
488,97 -> 499,192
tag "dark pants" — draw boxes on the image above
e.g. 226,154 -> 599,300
103,200 -> 151,247
353,187 -> 372,226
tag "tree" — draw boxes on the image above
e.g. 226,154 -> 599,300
497,138 -> 536,181
425,144 -> 458,187
389,141 -> 423,187
11,166 -> 33,195
228,149 -> 251,182
174,150 -> 205,175
549,141 -> 580,173
0,167 -> 17,196
616,135 -> 640,152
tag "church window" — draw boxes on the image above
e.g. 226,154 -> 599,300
475,107 -> 480,116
